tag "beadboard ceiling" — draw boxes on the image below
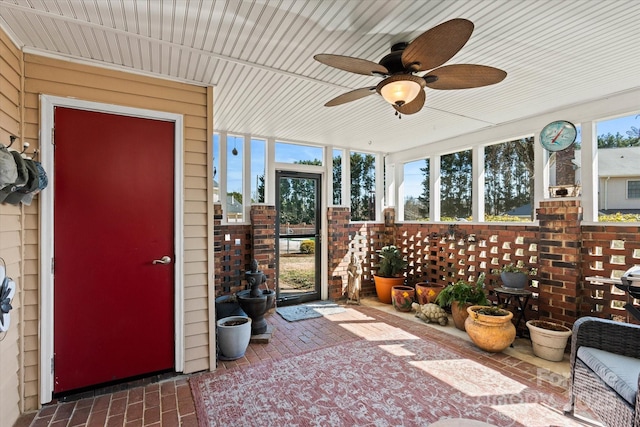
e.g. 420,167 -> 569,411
1,0 -> 639,154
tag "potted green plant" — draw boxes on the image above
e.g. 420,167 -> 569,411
373,245 -> 408,304
493,263 -> 537,290
435,273 -> 488,331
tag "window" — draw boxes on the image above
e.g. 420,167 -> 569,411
226,135 -> 244,222
628,181 -> 640,199
333,149 -> 342,205
403,159 -> 429,221
440,150 -> 472,220
485,137 -> 534,222
596,113 -> 640,222
251,138 -> 266,203
350,151 -> 376,221
275,141 -> 323,165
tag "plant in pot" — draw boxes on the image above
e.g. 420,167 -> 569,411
465,306 -> 516,352
526,319 -> 572,361
493,263 -> 537,290
435,273 -> 488,331
373,245 -> 408,304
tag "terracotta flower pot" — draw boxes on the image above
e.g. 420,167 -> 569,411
451,301 -> 471,331
391,285 -> 415,312
415,282 -> 445,305
526,320 -> 572,361
465,305 -> 516,352
373,275 -> 405,304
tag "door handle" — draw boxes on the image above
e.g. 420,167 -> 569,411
152,256 -> 172,265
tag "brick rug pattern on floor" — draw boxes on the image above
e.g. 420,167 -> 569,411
190,332 -> 582,427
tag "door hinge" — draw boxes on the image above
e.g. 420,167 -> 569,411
51,355 -> 55,374
51,126 -> 55,145
51,258 -> 54,274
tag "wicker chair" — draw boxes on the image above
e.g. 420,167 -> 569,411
566,316 -> 640,426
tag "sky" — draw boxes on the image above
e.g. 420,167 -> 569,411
215,112 -> 640,200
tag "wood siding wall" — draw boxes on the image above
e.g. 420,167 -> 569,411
0,28 -> 25,427
0,50 -> 213,413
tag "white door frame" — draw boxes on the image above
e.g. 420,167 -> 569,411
38,95 -> 185,404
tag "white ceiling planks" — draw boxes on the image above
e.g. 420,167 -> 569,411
0,0 -> 638,153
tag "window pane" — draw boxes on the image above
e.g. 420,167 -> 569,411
485,137 -> 534,222
440,150 -> 471,220
350,151 -> 376,221
227,135 -> 243,222
275,141 -> 323,165
403,159 -> 429,221
213,133 -> 220,203
596,113 -> 640,222
251,138 -> 266,203
628,181 -> 640,199
333,149 -> 342,205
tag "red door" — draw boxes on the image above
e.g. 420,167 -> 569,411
53,107 -> 175,393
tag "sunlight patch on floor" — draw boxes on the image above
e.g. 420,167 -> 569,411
411,359 -> 527,396
325,308 -> 376,322
339,322 -> 420,341
490,403 -> 586,427
378,344 -> 416,356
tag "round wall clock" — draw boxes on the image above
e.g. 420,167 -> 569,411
540,120 -> 577,152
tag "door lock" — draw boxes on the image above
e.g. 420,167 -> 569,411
152,256 -> 172,265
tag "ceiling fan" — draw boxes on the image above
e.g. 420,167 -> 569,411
314,18 -> 507,118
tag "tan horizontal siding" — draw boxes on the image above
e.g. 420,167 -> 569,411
0,27 -> 23,427
20,53 -> 213,410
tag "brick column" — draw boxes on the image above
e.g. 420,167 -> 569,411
250,205 -> 276,289
327,207 -> 351,300
536,200 -> 582,326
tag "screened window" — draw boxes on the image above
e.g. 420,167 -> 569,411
350,151 -> 376,221
226,135 -> 244,222
251,138 -> 266,203
440,150 -> 472,220
333,149 -> 342,205
403,159 -> 429,221
485,137 -> 534,222
275,141 -> 323,165
596,113 -> 640,221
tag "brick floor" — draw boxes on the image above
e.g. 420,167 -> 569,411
14,299 -> 585,427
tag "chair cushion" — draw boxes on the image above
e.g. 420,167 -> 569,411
577,346 -> 640,405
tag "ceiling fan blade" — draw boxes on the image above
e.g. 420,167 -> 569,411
424,64 -> 507,90
325,87 -> 377,107
393,89 -> 425,115
314,54 -> 388,76
402,18 -> 474,71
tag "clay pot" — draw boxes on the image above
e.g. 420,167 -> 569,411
415,282 -> 445,305
391,285 -> 415,312
465,306 -> 516,352
451,301 -> 471,331
526,320 -> 572,361
373,276 -> 405,304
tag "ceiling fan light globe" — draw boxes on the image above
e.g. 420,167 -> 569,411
377,75 -> 425,106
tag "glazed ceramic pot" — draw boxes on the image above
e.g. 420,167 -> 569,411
216,316 -> 252,360
526,320 -> 572,361
465,306 -> 516,352
415,282 -> 445,305
391,285 -> 415,312
373,276 -> 405,304
500,272 -> 528,289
